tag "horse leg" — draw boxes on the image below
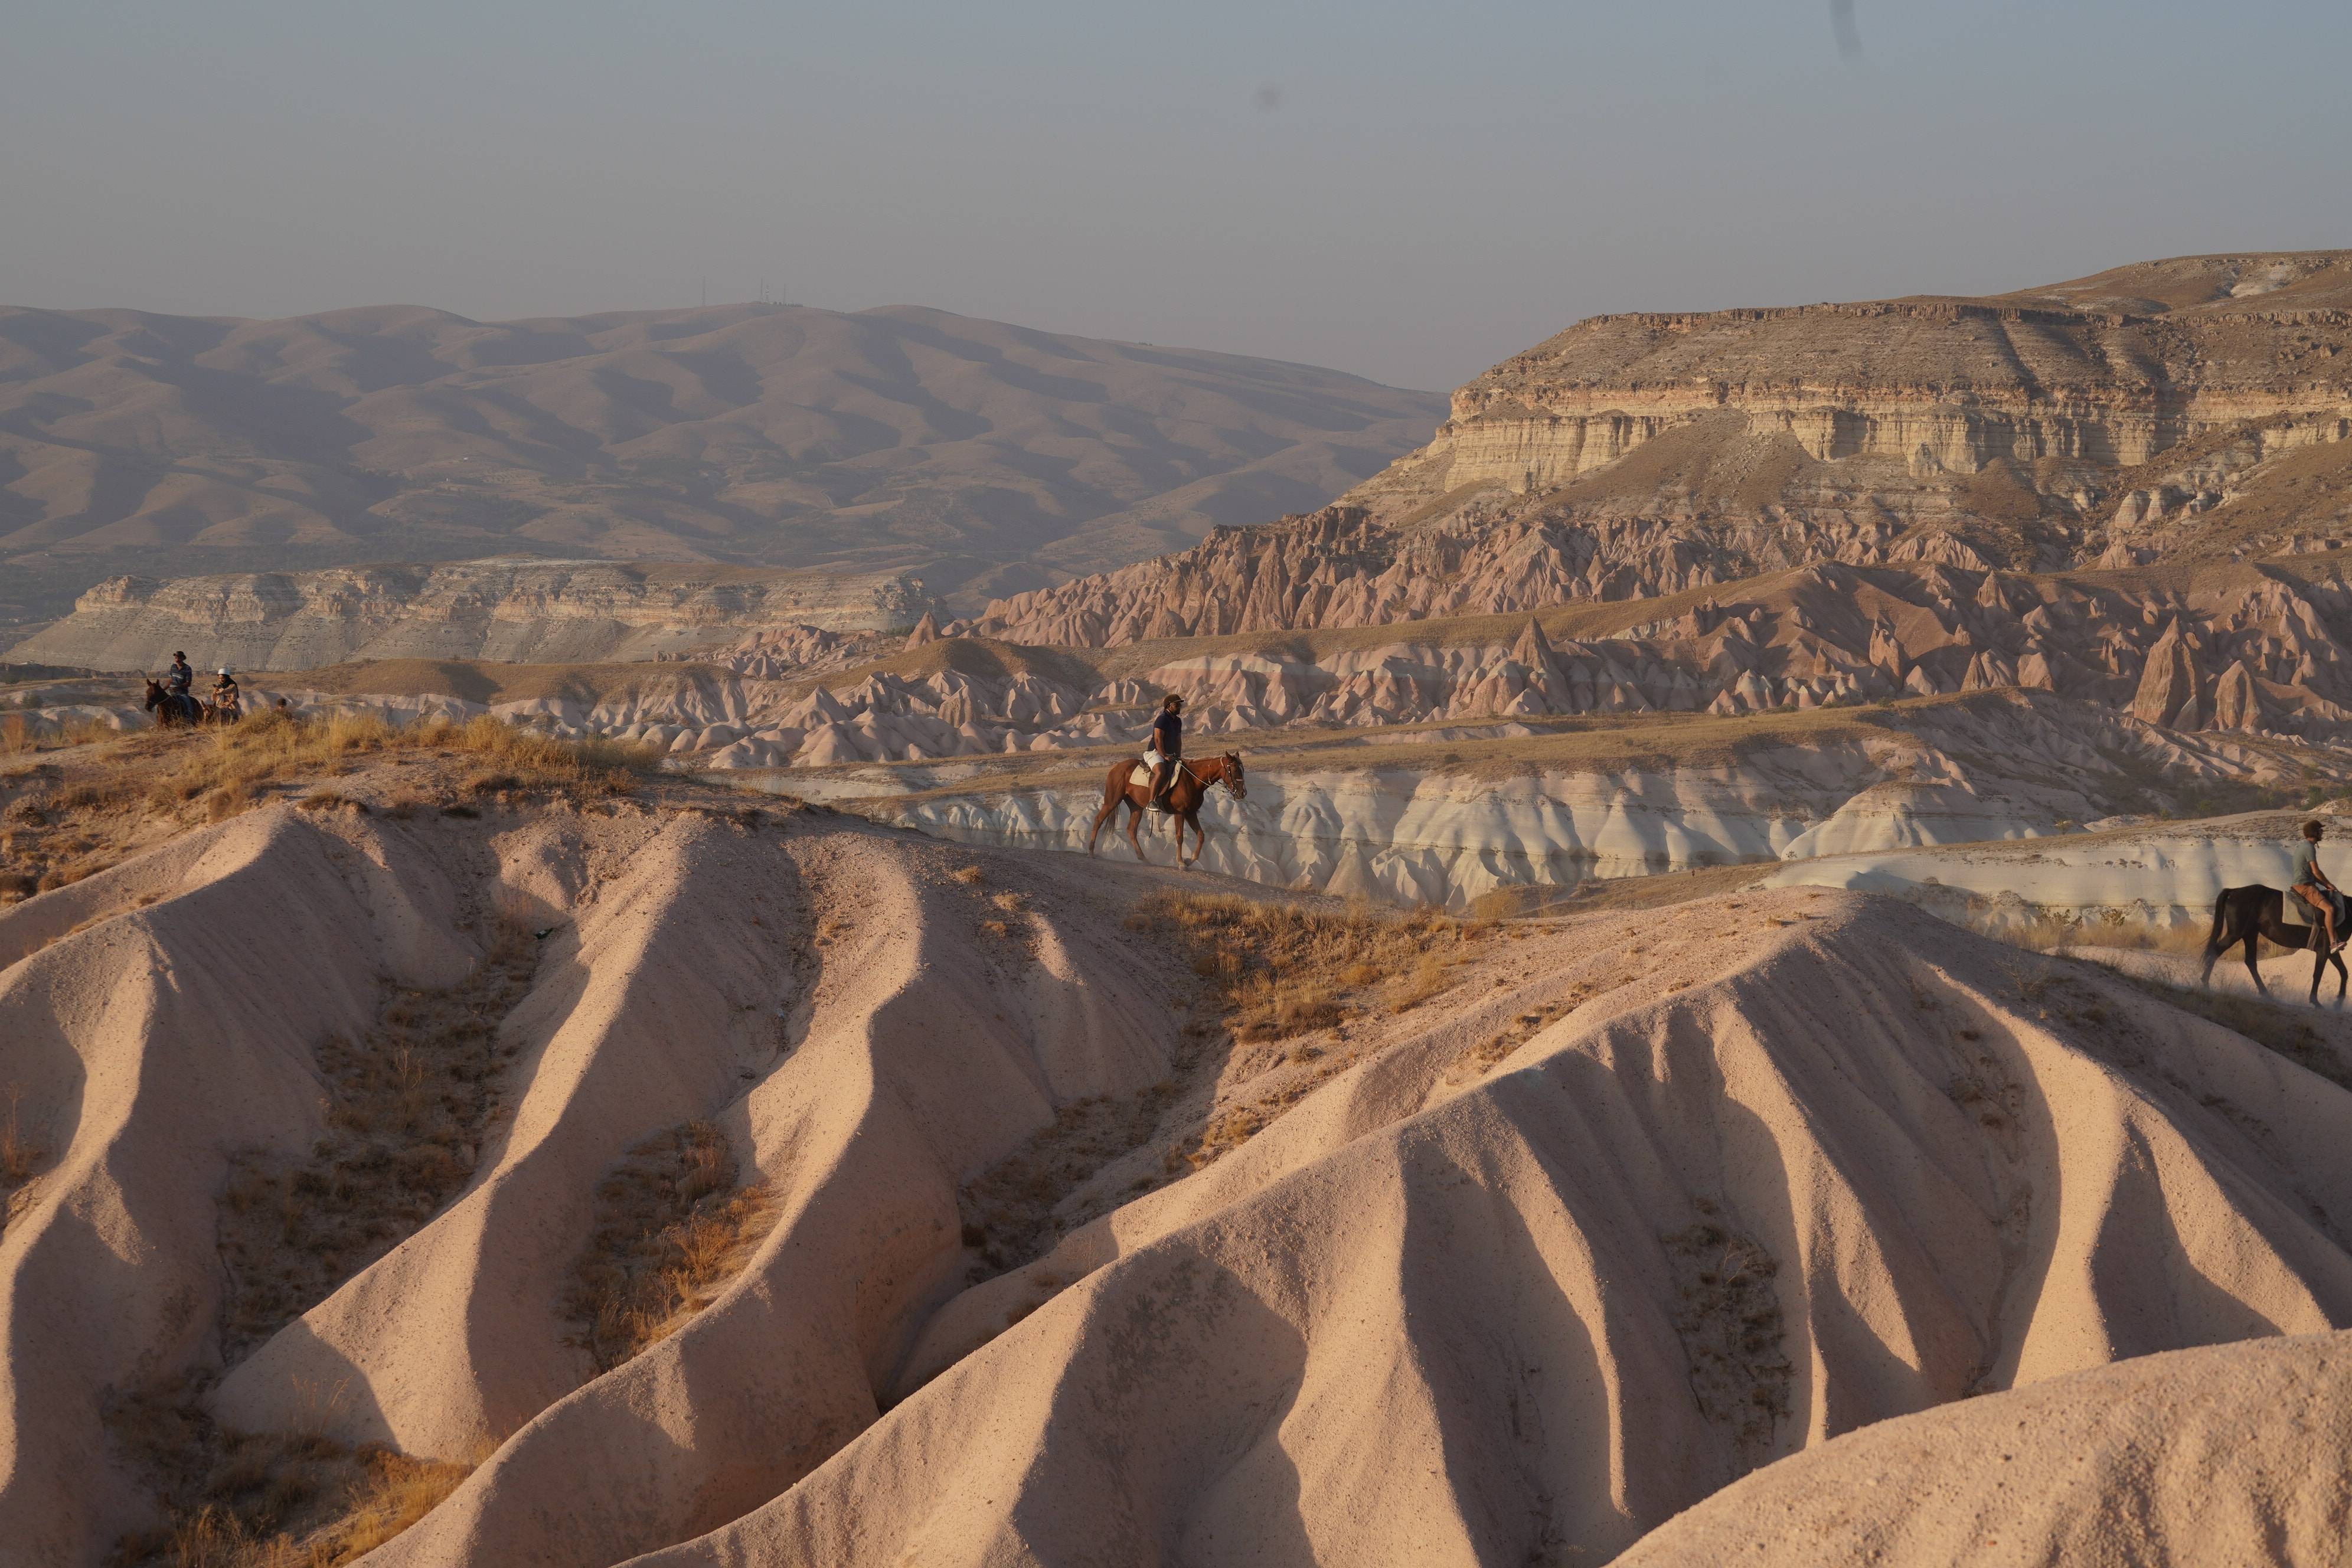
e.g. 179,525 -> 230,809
2200,894 -> 2228,987
1188,809 -> 1206,867
1086,792 -> 1116,856
2336,952 -> 2348,1005
2244,933 -> 2270,998
1126,799 -> 1149,863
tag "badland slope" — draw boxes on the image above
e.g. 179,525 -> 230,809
0,302 -> 1442,628
977,252 -> 2352,646
7,721 -> 2352,1563
1617,1331 -> 2352,1566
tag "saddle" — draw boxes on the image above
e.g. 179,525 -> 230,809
2293,888 -> 2351,950
1131,753 -> 1184,812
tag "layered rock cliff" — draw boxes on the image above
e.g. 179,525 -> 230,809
3,559 -> 926,672
977,253 -> 2352,647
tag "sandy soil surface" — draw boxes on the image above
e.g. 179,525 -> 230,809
1617,1329 -> 2352,1566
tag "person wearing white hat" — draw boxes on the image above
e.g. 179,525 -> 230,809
209,665 -> 243,721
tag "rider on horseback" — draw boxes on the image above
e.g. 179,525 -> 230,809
1147,694 -> 1184,811
155,651 -> 203,726
2292,820 -> 2346,952
210,667 -> 242,721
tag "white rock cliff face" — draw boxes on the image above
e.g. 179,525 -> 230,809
815,696 -> 2328,910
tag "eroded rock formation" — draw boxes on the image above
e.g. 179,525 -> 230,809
5,560 -> 927,672
978,253 -> 2352,649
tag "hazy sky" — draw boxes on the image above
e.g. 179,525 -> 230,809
6,1 -> 2349,390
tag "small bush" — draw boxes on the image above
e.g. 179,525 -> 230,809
1128,891 -> 1479,1041
1,1084 -> 44,1223
562,1121 -> 778,1373
296,792 -> 365,814
106,1380 -> 479,1568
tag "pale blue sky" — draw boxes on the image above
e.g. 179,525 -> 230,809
5,1 -> 2348,388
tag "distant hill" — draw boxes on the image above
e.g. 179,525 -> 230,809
0,302 -> 1444,628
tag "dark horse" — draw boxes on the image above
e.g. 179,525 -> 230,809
143,680 -> 227,729
1086,752 -> 1245,867
2201,884 -> 2349,1005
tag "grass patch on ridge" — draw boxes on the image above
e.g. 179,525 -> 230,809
561,1120 -> 779,1373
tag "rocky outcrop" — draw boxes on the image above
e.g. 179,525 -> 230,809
887,694 -> 2344,909
978,253 -> 2352,650
2131,620 -> 2205,727
4,561 -> 927,672
84,554 -> 2337,772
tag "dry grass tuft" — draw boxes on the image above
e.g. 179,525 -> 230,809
378,790 -> 429,821
2093,966 -> 2352,1093
1,711 -> 116,755
959,1084 -> 1186,1275
1968,906 -> 2213,957
0,710 -> 659,899
1123,891 -> 1488,1176
215,920 -> 540,1363
107,1379 -> 479,1567
1662,1213 -> 1792,1474
1451,992 -> 1586,1083
1126,891 -> 1482,1041
295,792 -> 365,815
950,864 -> 985,886
142,711 -> 662,819
562,1120 -> 778,1373
2,1083 -> 45,1226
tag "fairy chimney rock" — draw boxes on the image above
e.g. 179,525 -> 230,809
2131,620 -> 2204,727
1511,618 -> 1558,676
2210,661 -> 2265,733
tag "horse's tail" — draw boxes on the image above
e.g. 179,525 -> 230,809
1086,760 -> 1129,855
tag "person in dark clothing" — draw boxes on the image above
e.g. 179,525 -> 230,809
166,652 -> 193,697
2292,819 -> 2346,952
1149,694 -> 1185,808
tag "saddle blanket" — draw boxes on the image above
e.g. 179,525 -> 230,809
1131,752 -> 1175,808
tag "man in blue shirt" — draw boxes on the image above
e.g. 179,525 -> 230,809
2292,819 -> 2344,952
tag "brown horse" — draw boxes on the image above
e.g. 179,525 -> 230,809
143,680 -> 230,729
1086,752 -> 1245,867
2201,884 -> 2348,1005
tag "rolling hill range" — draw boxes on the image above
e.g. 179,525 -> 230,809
0,302 -> 1445,630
